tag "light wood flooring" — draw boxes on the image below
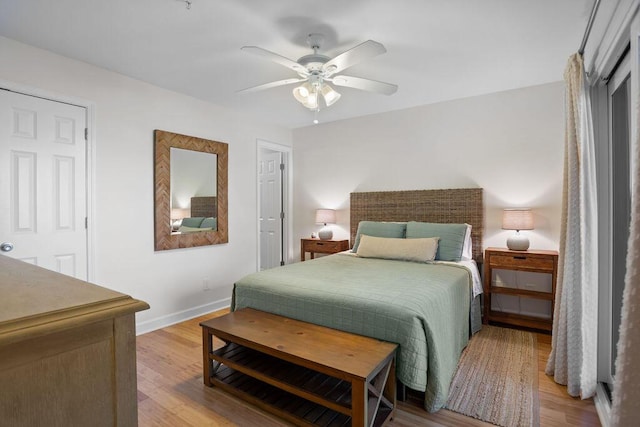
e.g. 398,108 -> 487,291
136,309 -> 601,426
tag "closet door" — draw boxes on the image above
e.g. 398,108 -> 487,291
0,89 -> 88,279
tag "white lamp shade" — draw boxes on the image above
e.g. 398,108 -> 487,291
293,83 -> 319,109
321,84 -> 341,106
502,208 -> 534,231
315,209 -> 336,225
304,91 -> 318,109
293,83 -> 311,103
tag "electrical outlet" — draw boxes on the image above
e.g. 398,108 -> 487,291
202,277 -> 210,291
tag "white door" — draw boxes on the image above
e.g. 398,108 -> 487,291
0,89 -> 88,279
259,149 -> 282,270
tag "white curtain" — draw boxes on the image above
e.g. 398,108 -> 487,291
545,53 -> 598,398
611,76 -> 640,425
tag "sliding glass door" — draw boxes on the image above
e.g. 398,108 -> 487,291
596,51 -> 631,394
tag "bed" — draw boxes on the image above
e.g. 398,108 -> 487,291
174,196 -> 218,232
231,188 -> 484,412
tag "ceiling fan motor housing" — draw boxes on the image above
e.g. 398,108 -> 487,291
297,54 -> 330,71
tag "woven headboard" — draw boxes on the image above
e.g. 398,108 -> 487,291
350,188 -> 484,262
190,196 -> 217,218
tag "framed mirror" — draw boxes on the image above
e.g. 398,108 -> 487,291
154,130 -> 228,251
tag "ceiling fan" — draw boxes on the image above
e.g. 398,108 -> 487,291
238,33 -> 398,110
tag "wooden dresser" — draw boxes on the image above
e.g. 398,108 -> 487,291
0,256 -> 149,426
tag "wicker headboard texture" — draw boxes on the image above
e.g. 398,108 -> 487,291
350,188 -> 484,262
190,196 -> 217,218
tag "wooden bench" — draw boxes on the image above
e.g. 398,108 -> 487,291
201,308 -> 398,427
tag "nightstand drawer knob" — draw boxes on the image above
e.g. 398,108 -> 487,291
513,256 -> 527,260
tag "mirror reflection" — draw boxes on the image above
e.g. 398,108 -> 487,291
170,148 -> 218,233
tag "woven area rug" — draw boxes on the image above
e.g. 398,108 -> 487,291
445,326 -> 539,427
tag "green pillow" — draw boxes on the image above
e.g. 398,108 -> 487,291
181,217 -> 205,228
405,221 -> 468,261
352,221 -> 406,252
200,217 -> 217,229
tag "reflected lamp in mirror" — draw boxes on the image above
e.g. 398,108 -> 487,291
315,209 -> 336,240
170,208 -> 190,231
502,208 -> 534,251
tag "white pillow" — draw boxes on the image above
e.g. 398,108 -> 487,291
178,226 -> 213,233
356,235 -> 439,263
461,224 -> 473,261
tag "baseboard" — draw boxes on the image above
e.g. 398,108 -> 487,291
594,382 -> 611,427
135,297 -> 231,335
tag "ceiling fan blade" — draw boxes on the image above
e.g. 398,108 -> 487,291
241,46 -> 307,74
237,78 -> 306,94
331,75 -> 398,95
323,40 -> 387,76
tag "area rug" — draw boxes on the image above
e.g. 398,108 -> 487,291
445,326 -> 539,427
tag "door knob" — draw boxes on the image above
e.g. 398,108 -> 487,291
1,242 -> 14,252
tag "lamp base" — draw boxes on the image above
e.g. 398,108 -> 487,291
506,232 -> 530,251
318,226 -> 333,240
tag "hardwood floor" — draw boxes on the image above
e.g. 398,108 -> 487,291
136,309 -> 601,426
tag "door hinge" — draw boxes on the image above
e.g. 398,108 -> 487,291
85,217 -> 88,229
280,163 -> 285,171
84,128 -> 88,141
280,212 -> 285,220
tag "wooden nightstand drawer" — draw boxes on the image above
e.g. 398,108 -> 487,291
304,240 -> 343,253
489,254 -> 555,271
301,239 -> 350,261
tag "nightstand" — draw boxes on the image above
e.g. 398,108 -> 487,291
483,247 -> 558,332
301,239 -> 349,261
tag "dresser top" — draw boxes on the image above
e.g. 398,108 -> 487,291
0,256 -> 148,341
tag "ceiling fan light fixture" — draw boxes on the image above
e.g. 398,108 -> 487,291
321,84 -> 341,106
293,83 -> 311,103
302,91 -> 318,109
293,82 -> 320,109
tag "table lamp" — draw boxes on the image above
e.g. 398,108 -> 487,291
171,208 -> 190,230
315,209 -> 336,240
502,208 -> 534,251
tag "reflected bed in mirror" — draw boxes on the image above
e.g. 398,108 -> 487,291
154,130 -> 228,250
171,147 -> 217,234
173,196 -> 217,233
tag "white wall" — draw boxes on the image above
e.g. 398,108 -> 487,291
292,82 -> 565,255
0,36 -> 292,331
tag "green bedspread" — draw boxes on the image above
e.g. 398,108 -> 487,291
231,253 -> 472,412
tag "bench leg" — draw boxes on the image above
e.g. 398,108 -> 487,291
384,358 -> 397,419
202,327 -> 213,386
351,379 -> 367,427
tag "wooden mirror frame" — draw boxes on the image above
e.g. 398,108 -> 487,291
154,130 -> 228,251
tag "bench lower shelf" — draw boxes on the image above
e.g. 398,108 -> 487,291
208,342 -> 393,427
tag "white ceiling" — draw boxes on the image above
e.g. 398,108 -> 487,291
0,0 -> 594,129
